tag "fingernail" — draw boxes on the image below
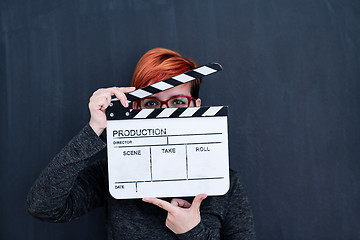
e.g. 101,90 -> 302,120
201,195 -> 207,200
142,198 -> 149,202
125,101 -> 129,107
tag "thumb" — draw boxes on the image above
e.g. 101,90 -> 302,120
191,194 -> 207,211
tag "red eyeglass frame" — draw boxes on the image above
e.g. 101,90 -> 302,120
134,95 -> 196,109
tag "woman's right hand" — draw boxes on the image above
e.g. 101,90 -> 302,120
88,87 -> 136,136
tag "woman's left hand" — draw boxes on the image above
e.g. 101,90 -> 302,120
142,194 -> 207,234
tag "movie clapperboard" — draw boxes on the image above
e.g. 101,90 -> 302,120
106,63 -> 230,199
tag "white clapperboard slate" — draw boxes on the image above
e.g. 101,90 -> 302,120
106,63 -> 230,199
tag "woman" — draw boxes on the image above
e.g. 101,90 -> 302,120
27,48 -> 256,239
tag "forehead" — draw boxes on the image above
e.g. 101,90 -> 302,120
151,82 -> 192,99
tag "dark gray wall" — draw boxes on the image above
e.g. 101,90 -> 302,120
1,0 -> 359,239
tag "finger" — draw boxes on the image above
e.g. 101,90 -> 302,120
142,198 -> 177,214
93,87 -> 132,108
118,86 -> 136,93
98,98 -> 109,111
90,89 -> 113,105
171,198 -> 191,208
190,194 -> 207,211
90,95 -> 111,111
101,88 -> 127,108
111,87 -> 135,108
89,96 -> 107,111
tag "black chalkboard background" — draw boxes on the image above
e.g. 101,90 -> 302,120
1,0 -> 359,239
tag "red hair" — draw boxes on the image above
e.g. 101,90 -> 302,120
131,48 -> 201,98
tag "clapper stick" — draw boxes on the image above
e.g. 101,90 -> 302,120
107,62 -> 222,119
111,62 -> 222,103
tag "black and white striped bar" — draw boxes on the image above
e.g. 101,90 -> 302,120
107,105 -> 228,120
111,62 -> 222,103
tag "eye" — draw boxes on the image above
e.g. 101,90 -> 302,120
170,97 -> 187,105
143,99 -> 160,108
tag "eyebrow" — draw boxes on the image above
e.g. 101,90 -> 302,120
146,95 -> 185,100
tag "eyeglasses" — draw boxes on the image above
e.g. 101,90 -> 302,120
136,95 -> 196,109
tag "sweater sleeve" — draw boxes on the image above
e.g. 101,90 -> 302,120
26,124 -> 107,222
176,170 -> 256,240
220,172 -> 256,239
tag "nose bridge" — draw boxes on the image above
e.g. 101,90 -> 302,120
161,102 -> 168,108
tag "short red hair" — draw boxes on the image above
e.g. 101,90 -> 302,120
131,48 -> 201,98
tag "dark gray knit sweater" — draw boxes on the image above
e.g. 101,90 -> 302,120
27,124 -> 256,239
